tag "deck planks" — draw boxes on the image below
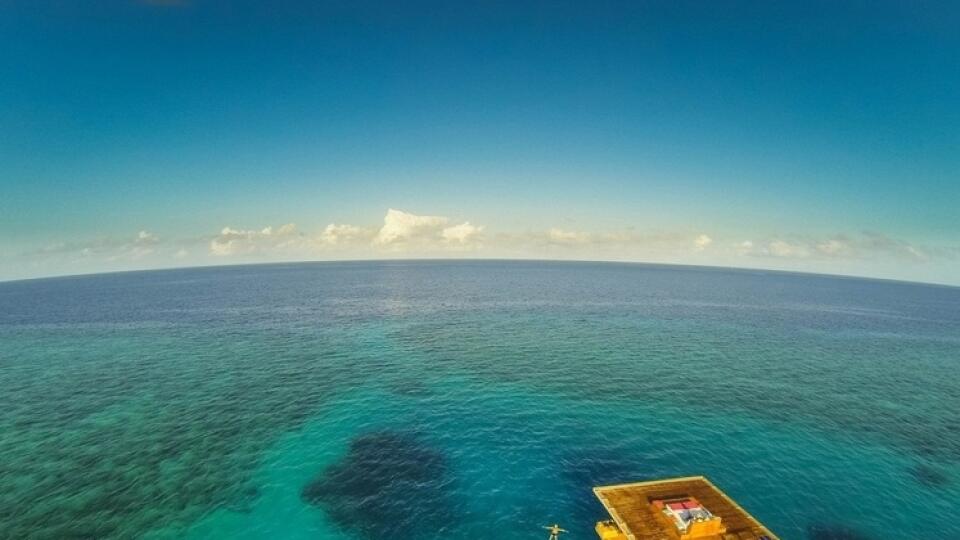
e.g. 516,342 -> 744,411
593,476 -> 778,540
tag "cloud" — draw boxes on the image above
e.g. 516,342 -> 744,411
733,238 -> 817,259
207,210 -> 485,257
815,239 -> 848,257
13,208 -> 953,285
694,234 -> 713,251
375,209 -> 450,245
137,230 -> 158,244
209,224 -> 300,256
477,228 -> 722,263
536,228 -> 710,254
547,228 -> 590,244
860,231 -> 928,261
129,230 -> 159,258
25,230 -> 162,261
441,222 -> 484,244
767,239 -> 808,258
318,223 -> 375,246
736,232 -> 930,262
736,240 -> 755,255
371,209 -> 482,249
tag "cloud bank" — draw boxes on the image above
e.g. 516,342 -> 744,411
210,224 -> 300,257
734,232 -> 931,262
7,209 -> 957,285
373,209 -> 483,247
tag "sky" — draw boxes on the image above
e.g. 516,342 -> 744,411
1,1 -> 958,284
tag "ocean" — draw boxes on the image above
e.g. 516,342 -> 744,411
0,260 -> 957,539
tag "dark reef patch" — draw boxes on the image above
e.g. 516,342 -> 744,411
910,463 -> 951,488
0,330 -> 345,539
301,430 -> 458,539
807,523 -> 873,540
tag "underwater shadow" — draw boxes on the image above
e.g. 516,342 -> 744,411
301,430 -> 460,540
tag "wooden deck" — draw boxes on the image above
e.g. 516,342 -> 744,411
593,476 -> 778,540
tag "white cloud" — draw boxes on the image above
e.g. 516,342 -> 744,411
210,223 -> 299,256
768,239 -> 808,258
31,230 -> 162,261
442,222 -> 483,244
906,246 -> 927,261
815,239 -> 848,257
369,209 -> 482,249
137,230 -> 158,244
129,230 -> 159,258
733,232 -> 933,263
731,238 -> 812,259
736,240 -> 755,255
548,228 -> 590,244
14,209 -> 953,285
318,223 -> 375,246
694,234 -> 713,251
375,209 -> 450,245
208,210 -> 486,256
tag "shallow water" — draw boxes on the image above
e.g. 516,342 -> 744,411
1,261 -> 958,539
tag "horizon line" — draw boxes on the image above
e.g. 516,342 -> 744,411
1,257 -> 957,290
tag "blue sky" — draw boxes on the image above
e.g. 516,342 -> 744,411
1,1 -> 958,284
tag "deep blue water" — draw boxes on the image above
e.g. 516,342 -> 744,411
0,261 -> 958,539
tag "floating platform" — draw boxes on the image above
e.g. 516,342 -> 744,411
593,476 -> 778,540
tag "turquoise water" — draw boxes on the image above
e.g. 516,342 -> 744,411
1,261 -> 958,539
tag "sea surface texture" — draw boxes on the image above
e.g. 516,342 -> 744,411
0,261 -> 958,540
